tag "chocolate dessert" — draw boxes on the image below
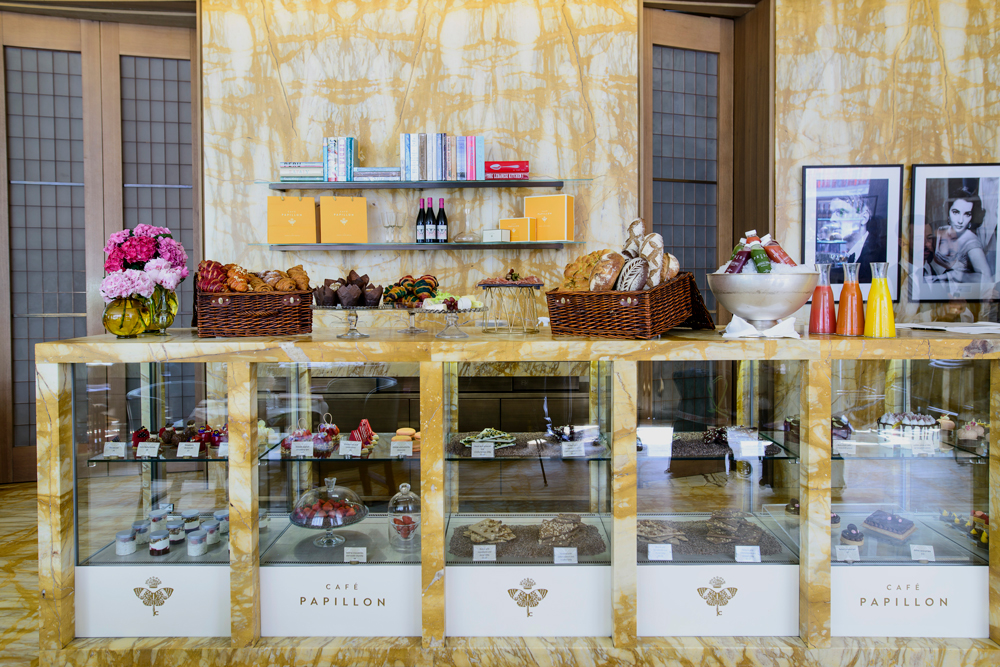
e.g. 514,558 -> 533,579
785,498 -> 800,516
840,524 -> 864,546
861,510 -> 916,542
831,512 -> 841,527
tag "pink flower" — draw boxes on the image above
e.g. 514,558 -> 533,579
128,269 -> 156,299
122,236 -> 157,264
134,224 -> 172,238
99,269 -> 156,303
157,236 -> 188,270
177,265 -> 190,280
104,247 -> 125,273
144,258 -> 183,290
103,229 -> 131,255
159,270 -> 182,291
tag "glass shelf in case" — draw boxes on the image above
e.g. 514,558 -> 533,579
260,515 -> 420,565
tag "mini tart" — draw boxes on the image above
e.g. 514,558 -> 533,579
396,428 -> 416,437
840,524 -> 864,546
785,498 -> 801,516
831,513 -> 841,527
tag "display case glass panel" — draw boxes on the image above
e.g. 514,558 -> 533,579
256,362 -> 421,637
830,359 -> 989,638
73,362 -> 231,638
636,360 -> 801,637
444,361 -> 613,637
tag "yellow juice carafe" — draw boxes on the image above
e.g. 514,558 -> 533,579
864,262 -> 895,338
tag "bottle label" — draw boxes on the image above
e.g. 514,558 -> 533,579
416,225 -> 424,242
438,225 -> 447,242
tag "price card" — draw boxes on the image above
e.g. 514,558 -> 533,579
561,441 -> 585,457
290,441 -> 314,458
910,440 -> 935,456
473,544 -> 497,562
733,438 -> 766,458
834,441 -> 857,457
390,440 -> 413,457
553,547 -> 578,564
176,442 -> 200,458
338,440 -> 362,457
910,545 -> 935,562
135,442 -> 159,458
103,441 -> 126,458
471,442 -> 495,458
647,544 -> 673,561
216,442 -> 228,458
734,545 -> 762,563
835,545 -> 860,562
344,547 -> 367,563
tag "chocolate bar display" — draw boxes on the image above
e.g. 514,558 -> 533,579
861,510 -> 917,542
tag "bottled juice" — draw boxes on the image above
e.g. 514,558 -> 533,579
744,230 -> 772,273
864,262 -> 896,338
761,234 -> 797,266
809,264 -> 836,334
836,262 -> 864,336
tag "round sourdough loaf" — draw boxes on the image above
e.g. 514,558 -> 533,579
640,233 -> 665,288
589,252 -> 627,291
615,257 -> 649,291
663,252 -> 680,282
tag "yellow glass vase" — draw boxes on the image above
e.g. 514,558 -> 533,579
145,285 -> 178,335
102,297 -> 150,338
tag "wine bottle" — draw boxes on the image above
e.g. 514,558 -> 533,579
415,197 -> 426,244
424,198 -> 437,243
436,197 -> 449,243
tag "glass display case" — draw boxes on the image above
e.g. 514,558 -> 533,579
636,360 -> 802,637
73,362 -> 231,638
443,361 -> 613,637
255,362 -> 422,637
830,359 -> 989,638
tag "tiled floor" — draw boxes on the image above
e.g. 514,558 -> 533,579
0,482 -> 38,667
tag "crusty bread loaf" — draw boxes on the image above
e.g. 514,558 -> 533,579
640,233 -> 665,289
623,217 -> 645,259
589,252 -> 627,291
663,252 -> 680,282
559,249 -> 612,291
616,257 -> 649,291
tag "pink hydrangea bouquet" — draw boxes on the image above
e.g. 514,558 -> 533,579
100,269 -> 156,304
103,224 -> 189,279
143,258 -> 184,291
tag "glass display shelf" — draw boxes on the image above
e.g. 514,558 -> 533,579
833,432 -> 987,460
445,513 -> 612,565
637,428 -> 799,462
637,511 -> 800,565
268,178 -> 570,190
259,434 -> 420,463
260,515 -> 419,565
88,449 -> 230,464
256,241 -> 585,252
445,429 -> 611,461
828,505 -> 988,566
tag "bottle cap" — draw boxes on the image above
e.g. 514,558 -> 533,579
181,510 -> 200,520
188,530 -> 208,545
149,509 -> 168,520
201,520 -> 220,533
150,530 -> 169,541
116,530 -> 135,542
132,520 -> 151,533
214,510 -> 229,521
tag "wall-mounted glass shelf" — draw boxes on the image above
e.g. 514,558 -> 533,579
253,241 -> 583,252
269,179 -> 578,191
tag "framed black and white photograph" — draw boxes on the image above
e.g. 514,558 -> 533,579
802,165 -> 903,300
910,163 -> 1000,303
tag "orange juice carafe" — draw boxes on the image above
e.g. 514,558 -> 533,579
808,263 -> 836,334
864,262 -> 896,338
835,262 -> 864,336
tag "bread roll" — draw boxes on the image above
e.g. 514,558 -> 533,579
662,252 -> 680,282
615,257 -> 649,291
589,252 -> 627,291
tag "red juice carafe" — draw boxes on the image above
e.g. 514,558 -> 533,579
808,263 -> 836,334
836,262 -> 865,336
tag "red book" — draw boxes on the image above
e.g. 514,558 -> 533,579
485,161 -> 530,174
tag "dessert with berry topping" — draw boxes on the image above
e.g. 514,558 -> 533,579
862,510 -> 916,542
840,524 -> 864,546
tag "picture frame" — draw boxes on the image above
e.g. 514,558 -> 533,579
802,165 -> 903,301
909,163 -> 1000,303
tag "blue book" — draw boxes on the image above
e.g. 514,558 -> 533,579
322,137 -> 328,182
476,136 -> 485,183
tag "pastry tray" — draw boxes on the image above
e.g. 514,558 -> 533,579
445,513 -> 612,565
259,514 -> 420,565
636,511 -> 800,565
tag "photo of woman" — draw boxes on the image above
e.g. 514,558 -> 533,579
925,180 -> 993,285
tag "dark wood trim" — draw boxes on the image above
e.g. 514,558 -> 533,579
0,2 -> 194,29
82,20 -> 107,336
1,11 -> 82,49
643,1 -> 758,18
12,444 -> 36,482
190,10 -> 201,274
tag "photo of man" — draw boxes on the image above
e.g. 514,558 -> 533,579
815,179 -> 889,284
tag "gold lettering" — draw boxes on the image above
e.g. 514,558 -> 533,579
860,598 -> 867,606
903,599 -> 909,607
884,598 -> 890,606
364,598 -> 372,606
353,598 -> 359,606
300,597 -> 306,605
940,598 -> 948,607
310,598 -> 318,606
323,597 -> 329,606
378,599 -> 385,606
925,598 -> 934,607
871,599 -> 878,606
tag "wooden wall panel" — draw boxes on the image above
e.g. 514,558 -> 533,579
119,23 -> 190,58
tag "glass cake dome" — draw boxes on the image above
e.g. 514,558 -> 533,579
387,482 -> 420,550
290,476 -> 368,547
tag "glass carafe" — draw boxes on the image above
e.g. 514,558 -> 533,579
808,263 -> 836,334
836,262 -> 864,336
864,262 -> 896,338
387,482 -> 421,550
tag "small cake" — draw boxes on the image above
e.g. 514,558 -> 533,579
972,510 -> 989,529
831,513 -> 841,527
312,431 -> 335,459
937,416 -> 955,432
841,524 -> 864,546
957,421 -> 986,442
785,498 -> 801,516
877,412 -> 939,443
862,510 -> 917,542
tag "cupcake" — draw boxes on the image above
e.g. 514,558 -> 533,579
831,513 -> 841,527
785,498 -> 800,516
840,524 -> 864,546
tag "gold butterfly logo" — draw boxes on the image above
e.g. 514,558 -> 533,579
340,217 -> 349,226
697,576 -> 737,616
507,578 -> 548,618
134,576 -> 174,616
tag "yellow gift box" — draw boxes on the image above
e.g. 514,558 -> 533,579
499,217 -> 537,242
523,194 -> 574,241
319,196 -> 368,243
267,196 -> 319,244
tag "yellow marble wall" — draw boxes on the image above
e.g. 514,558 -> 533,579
775,0 -> 1000,321
201,0 -> 639,300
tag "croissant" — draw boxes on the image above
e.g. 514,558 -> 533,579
275,277 -> 297,292
227,266 -> 249,280
264,274 -> 282,287
226,276 -> 249,292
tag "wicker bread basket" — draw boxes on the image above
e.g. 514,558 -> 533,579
194,285 -> 313,338
545,271 -> 714,339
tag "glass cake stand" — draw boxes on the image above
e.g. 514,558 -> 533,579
388,305 -> 487,339
289,477 -> 369,547
312,305 -> 388,339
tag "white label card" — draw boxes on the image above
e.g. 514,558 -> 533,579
835,545 -> 860,562
910,440 -> 935,456
390,441 -> 413,457
290,441 -> 314,458
910,545 -> 936,562
344,547 -> 367,563
553,547 -> 578,564
135,442 -> 159,458
473,545 -> 496,562
339,440 -> 362,457
103,441 -> 126,458
561,441 -> 585,457
734,439 -> 766,458
216,442 -> 228,458
647,544 -> 673,561
734,545 -> 762,563
176,442 -> 200,457
639,425 -> 674,458
834,441 -> 857,457
471,442 -> 495,458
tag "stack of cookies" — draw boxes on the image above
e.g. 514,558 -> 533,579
538,514 -> 584,547
463,519 -> 516,544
